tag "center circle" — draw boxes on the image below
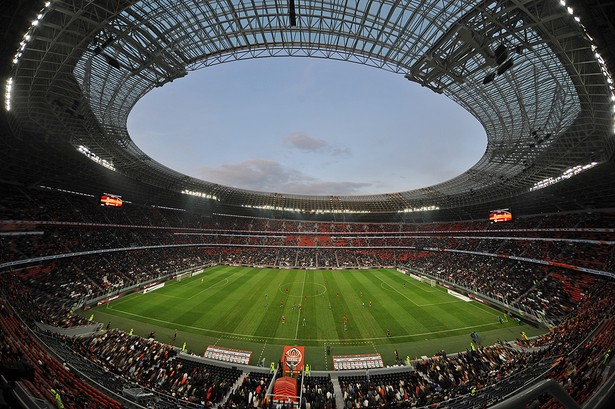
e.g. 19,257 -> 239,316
278,282 -> 327,298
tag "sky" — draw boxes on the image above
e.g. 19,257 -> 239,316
127,57 -> 487,196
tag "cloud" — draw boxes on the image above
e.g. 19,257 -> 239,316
283,132 -> 351,158
283,133 -> 328,152
196,159 -> 301,189
329,145 -> 352,157
195,158 -> 371,195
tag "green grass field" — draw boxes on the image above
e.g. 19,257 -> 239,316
86,266 -> 545,369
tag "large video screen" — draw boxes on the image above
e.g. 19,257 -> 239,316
489,208 -> 512,223
100,193 -> 123,207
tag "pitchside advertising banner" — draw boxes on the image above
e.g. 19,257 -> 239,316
204,345 -> 252,365
282,346 -> 305,374
332,353 -> 384,370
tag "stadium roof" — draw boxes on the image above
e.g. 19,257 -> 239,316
1,0 -> 614,217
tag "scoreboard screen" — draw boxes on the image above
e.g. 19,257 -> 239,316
489,208 -> 512,223
100,193 -> 122,207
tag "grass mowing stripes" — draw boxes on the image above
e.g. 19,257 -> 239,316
87,266 -> 545,369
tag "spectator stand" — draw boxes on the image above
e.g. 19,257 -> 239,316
82,262 -> 215,308
401,267 -> 548,326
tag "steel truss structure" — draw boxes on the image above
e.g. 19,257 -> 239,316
6,0 -> 615,214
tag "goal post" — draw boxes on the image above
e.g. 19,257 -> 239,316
176,271 -> 191,281
406,272 -> 436,287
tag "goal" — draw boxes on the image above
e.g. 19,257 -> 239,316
408,272 -> 436,287
176,271 -> 191,281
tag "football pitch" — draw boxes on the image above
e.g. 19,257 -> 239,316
88,266 -> 545,369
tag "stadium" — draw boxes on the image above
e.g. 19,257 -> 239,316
1,0 -> 614,408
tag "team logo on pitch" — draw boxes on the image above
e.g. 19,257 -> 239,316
285,347 -> 303,371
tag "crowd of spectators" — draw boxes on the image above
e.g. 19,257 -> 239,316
11,273 -> 607,409
0,229 -> 608,336
334,280 -> 614,409
0,248 -> 216,328
3,226 -> 613,268
339,346 -> 544,408
2,187 -> 614,272
3,282 -> 610,409
49,326 -> 336,409
0,240 -> 606,329
2,185 -> 614,232
2,188 -> 613,295
25,248 -> 211,300
542,315 -> 614,407
519,280 -> 615,408
224,371 -> 273,408
300,375 -> 336,409
401,253 -> 601,320
1,185 -> 614,408
0,271 -> 88,328
0,301 -> 121,409
69,329 -> 242,406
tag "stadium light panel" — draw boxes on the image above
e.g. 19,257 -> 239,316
399,205 -> 439,213
5,78 -> 13,111
530,162 -> 599,192
181,189 -> 218,200
77,145 -> 116,171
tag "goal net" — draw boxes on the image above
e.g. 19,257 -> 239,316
176,271 -> 191,281
408,272 -> 436,287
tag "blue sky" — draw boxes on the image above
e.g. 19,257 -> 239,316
128,57 -> 486,195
